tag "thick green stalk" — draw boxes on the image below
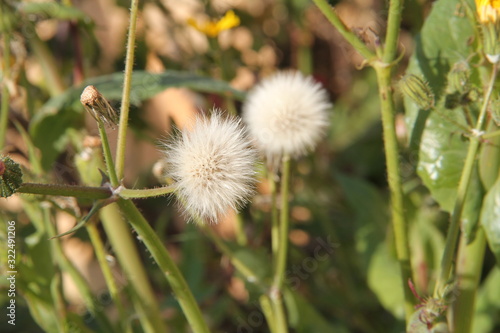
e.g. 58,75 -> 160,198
86,221 -> 130,333
271,155 -> 291,333
99,204 -> 167,333
434,64 -> 498,297
115,0 -> 140,180
452,229 -> 486,333
17,183 -> 112,199
117,199 -> 210,333
312,0 -> 376,61
0,33 -> 10,150
374,65 -> 415,320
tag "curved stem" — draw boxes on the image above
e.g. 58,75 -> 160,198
434,63 -> 498,297
312,0 -> 376,61
118,185 -> 176,199
117,199 -> 210,333
115,0 -> 140,180
17,183 -> 112,199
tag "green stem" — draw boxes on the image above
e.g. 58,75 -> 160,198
42,206 -> 115,332
434,64 -> 498,297
95,106 -> 168,332
382,0 -> 404,64
86,221 -> 130,333
17,183 -> 112,199
312,0 -> 376,61
452,228 -> 486,333
117,199 -> 210,333
97,120 -> 119,186
482,129 -> 500,139
271,155 -> 291,333
115,0 -> 140,180
374,65 -> 415,321
118,185 -> 176,199
234,213 -> 248,246
270,171 -> 279,258
0,33 -> 10,150
99,204 -> 167,333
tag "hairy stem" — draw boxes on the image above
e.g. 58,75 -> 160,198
374,64 -> 415,321
434,64 -> 498,297
17,183 -> 112,199
115,0 -> 140,180
117,199 -> 209,333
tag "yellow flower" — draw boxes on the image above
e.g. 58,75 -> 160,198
476,0 -> 500,62
187,10 -> 240,38
476,0 -> 500,23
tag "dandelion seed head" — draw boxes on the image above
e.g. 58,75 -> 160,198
164,111 -> 257,224
243,71 -> 331,165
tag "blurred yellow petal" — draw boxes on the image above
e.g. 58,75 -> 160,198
187,10 -> 240,38
476,0 -> 500,23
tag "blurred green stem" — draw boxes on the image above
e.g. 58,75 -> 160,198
29,35 -> 65,96
434,63 -> 498,297
312,0 -> 376,61
115,0 -> 140,180
117,199 -> 210,333
99,204 -> 167,333
271,155 -> 291,333
0,33 -> 10,150
86,221 -> 130,333
42,205 -> 115,332
452,228 -> 486,333
270,172 -> 279,257
97,120 -> 119,186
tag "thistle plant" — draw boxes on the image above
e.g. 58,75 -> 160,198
3,0 -> 500,332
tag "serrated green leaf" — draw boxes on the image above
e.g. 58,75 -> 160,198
480,178 -> 500,264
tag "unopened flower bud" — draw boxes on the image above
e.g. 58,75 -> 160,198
0,156 -> 23,198
80,85 -> 119,127
399,74 -> 435,110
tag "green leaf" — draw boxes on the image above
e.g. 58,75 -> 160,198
404,0 -> 484,240
367,243 -> 405,319
335,173 -> 387,273
480,177 -> 500,264
19,2 -> 92,23
30,70 -> 244,170
283,288 -> 348,333
473,266 -> 500,332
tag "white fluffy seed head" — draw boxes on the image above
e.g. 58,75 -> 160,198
164,111 -> 257,224
243,71 -> 331,166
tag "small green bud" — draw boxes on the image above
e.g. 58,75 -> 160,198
448,61 -> 471,93
399,74 -> 435,110
0,156 -> 23,198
